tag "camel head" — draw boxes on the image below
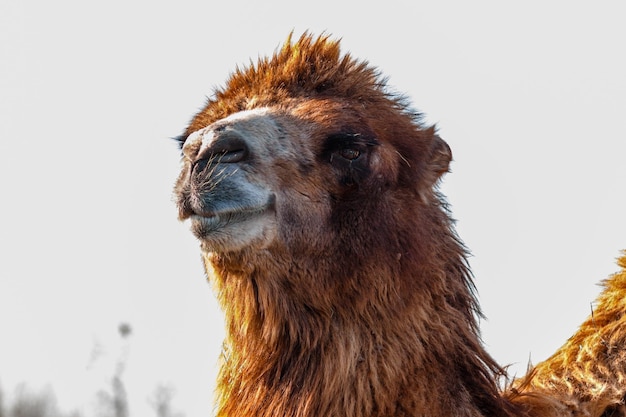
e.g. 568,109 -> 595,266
175,34 -> 452,265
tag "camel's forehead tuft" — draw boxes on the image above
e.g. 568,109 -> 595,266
185,33 -> 394,135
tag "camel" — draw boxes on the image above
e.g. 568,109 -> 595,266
173,33 -> 626,417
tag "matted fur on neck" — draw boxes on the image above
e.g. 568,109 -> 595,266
203,197 -> 518,416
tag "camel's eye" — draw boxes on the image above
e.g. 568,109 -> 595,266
339,147 -> 361,160
322,132 -> 379,188
324,132 -> 374,163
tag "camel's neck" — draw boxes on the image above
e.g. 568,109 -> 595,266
205,248 -> 520,417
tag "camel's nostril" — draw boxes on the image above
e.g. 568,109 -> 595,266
197,131 -> 250,164
215,147 -> 247,163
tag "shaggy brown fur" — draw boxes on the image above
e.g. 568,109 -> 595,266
509,254 -> 626,417
173,33 -> 626,417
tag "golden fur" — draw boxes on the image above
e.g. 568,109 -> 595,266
510,254 -> 626,417
174,33 -> 626,417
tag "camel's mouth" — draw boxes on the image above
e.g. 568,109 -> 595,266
189,208 -> 266,236
187,195 -> 276,248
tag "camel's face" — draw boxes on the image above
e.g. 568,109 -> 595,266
176,108 -> 281,252
175,100 -> 401,254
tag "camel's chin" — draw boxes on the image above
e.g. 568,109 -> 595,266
190,210 -> 276,252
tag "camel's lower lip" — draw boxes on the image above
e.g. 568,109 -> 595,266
189,208 -> 269,238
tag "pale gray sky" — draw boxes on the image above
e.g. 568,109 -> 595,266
1,1 -> 625,416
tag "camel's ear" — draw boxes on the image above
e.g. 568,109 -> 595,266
417,135 -> 451,202
426,135 -> 452,183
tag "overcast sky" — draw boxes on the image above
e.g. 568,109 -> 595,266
1,1 -> 625,416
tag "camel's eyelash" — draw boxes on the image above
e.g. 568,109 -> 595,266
173,134 -> 188,150
323,133 -> 378,154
